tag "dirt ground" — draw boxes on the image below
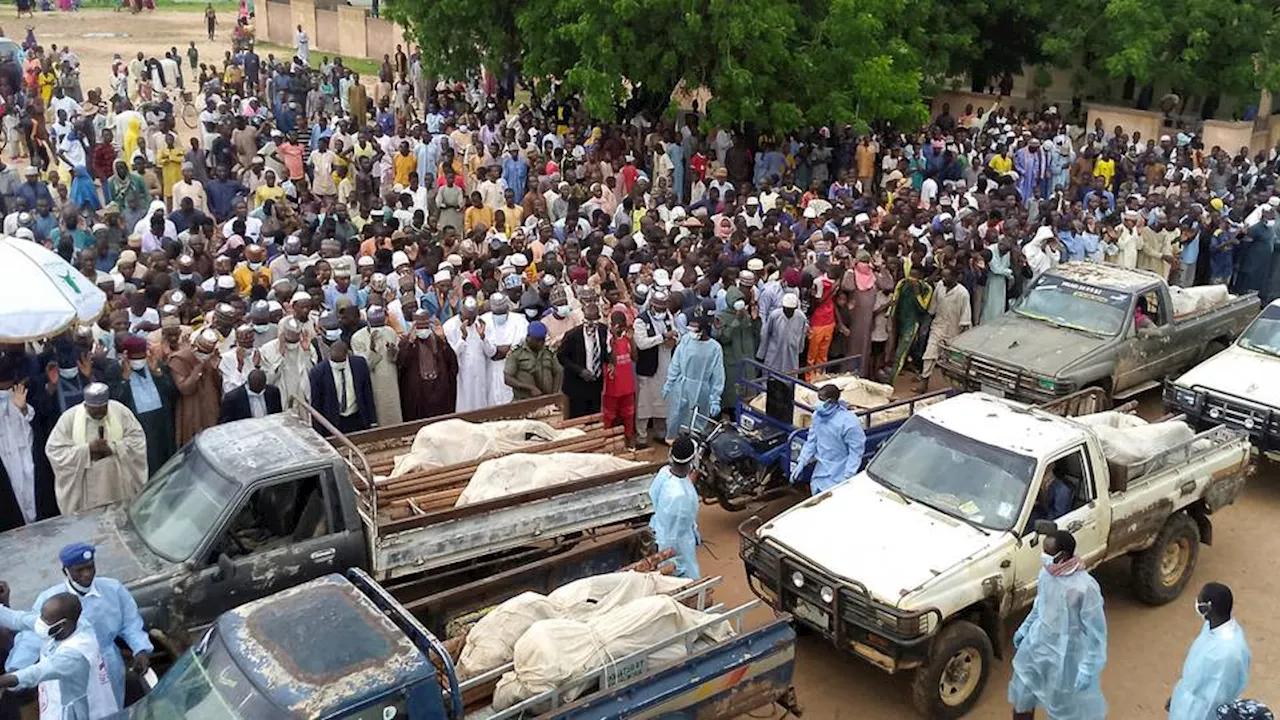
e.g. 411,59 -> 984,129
699,384 -> 1280,719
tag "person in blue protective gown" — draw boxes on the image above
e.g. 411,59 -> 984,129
648,435 -> 701,579
7,543 -> 152,707
662,312 -> 724,442
1009,530 -> 1108,720
0,591 -> 120,720
1168,582 -> 1251,720
791,383 -> 866,495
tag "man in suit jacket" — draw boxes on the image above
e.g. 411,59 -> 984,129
218,369 -> 284,424
308,340 -> 376,434
557,295 -> 610,418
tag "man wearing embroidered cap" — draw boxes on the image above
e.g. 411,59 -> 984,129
44,383 -> 147,514
479,292 -> 528,406
167,328 -> 223,445
8,542 -> 152,709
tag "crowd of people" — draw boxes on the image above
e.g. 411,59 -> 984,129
0,12 -> 1273,719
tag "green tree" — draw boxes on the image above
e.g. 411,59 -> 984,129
1041,0 -> 1280,99
386,0 -> 940,132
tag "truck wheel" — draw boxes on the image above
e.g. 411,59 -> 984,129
1132,513 -> 1200,606
909,620 -> 993,719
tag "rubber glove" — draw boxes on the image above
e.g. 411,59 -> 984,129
1074,673 -> 1093,691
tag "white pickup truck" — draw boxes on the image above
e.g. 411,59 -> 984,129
1165,298 -> 1280,456
738,390 -> 1252,718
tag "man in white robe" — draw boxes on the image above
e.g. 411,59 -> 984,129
477,293 -> 528,407
756,293 -> 809,372
350,307 -> 402,426
920,268 -> 972,392
259,317 -> 319,412
444,297 -> 494,412
45,383 -> 148,514
1,370 -> 39,527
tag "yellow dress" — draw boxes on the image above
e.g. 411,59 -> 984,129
38,71 -> 57,105
156,147 -> 185,199
123,117 -> 143,170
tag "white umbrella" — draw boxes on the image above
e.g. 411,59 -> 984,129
0,236 -> 107,342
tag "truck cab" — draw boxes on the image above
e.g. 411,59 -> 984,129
3,415 -> 362,644
740,391 -> 1251,717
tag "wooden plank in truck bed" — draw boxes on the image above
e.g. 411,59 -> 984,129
372,462 -> 662,581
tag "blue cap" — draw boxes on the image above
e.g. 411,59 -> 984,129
527,321 -> 547,340
59,542 -> 95,568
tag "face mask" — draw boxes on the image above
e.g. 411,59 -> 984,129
494,313 -> 509,326
58,367 -> 79,379
415,329 -> 431,339
284,339 -> 300,350
33,618 -> 65,638
1040,552 -> 1055,568
733,299 -> 746,312
178,272 -> 193,281
66,575 -> 93,594
554,305 -> 571,318
331,360 -> 349,371
194,351 -> 212,361
248,262 -> 263,271
286,253 -> 301,263
687,327 -> 700,338
253,324 -> 270,334
822,399 -> 839,411
524,308 -> 539,319
325,329 -> 341,341
1194,600 -> 1211,619
129,359 -> 148,371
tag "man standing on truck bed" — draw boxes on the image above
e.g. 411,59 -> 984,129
790,384 -> 865,495
1009,530 -> 1107,720
7,543 -> 152,709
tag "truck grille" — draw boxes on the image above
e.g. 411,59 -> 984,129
967,357 -> 1021,392
1201,393 -> 1278,436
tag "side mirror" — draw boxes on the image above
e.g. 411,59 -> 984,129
212,553 -> 236,582
1137,326 -> 1166,340
1033,519 -> 1058,536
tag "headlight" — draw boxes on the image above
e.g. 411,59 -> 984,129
820,586 -> 835,604
791,571 -> 805,589
1174,388 -> 1198,407
948,350 -> 964,363
917,613 -> 936,635
1209,407 -> 1223,420
1037,377 -> 1057,391
1244,417 -> 1256,430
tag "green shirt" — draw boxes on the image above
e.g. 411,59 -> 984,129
504,343 -> 563,400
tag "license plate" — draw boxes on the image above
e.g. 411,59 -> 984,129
980,384 -> 1006,398
791,599 -> 831,630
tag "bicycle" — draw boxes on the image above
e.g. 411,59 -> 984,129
180,90 -> 199,130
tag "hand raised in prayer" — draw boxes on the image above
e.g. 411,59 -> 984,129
148,349 -> 161,375
235,346 -> 247,370
476,319 -> 486,339
432,320 -> 445,339
9,382 -> 26,413
252,349 -> 263,367
78,354 -> 94,378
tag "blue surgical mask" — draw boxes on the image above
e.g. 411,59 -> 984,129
554,305 -> 571,318
58,367 -> 79,379
1041,552 -> 1055,568
325,329 -> 341,341
494,313 -> 509,326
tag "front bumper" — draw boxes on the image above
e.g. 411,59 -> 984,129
938,351 -> 1074,405
1163,382 -> 1280,451
738,517 -> 940,673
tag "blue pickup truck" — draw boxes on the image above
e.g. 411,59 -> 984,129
118,569 -> 798,720
690,357 -> 955,510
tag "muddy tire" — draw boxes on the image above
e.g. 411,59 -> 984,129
910,620 -> 993,719
1132,513 -> 1200,606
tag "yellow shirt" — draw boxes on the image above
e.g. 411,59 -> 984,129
232,264 -> 273,297
500,204 -> 523,235
392,153 -> 418,187
1093,158 -> 1116,186
464,205 -> 494,234
253,184 -> 285,208
988,154 -> 1013,174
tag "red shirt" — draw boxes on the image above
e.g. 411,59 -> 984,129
604,334 -> 635,397
810,276 -> 836,326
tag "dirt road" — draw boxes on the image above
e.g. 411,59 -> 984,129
697,391 -> 1280,719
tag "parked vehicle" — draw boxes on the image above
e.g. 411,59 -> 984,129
739,388 -> 1251,717
2,396 -> 657,650
118,569 -> 799,720
688,357 -> 953,510
1164,298 -> 1280,455
940,262 -> 1258,403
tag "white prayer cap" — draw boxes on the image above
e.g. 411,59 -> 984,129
855,213 -> 870,225
600,246 -> 614,258
267,300 -> 283,313
392,251 -> 410,268
652,269 -> 671,287
357,255 -> 375,267
433,269 -> 451,283
291,290 -> 312,302
447,253 -> 463,266
747,258 -> 765,272
782,293 -> 799,309
216,275 -> 236,290
628,263 -> 642,275
488,293 -> 510,311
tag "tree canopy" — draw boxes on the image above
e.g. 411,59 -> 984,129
384,0 -> 1280,131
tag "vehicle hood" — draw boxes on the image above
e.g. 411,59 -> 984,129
758,475 -> 996,606
0,505 -> 171,609
1175,345 -> 1280,407
948,314 -> 1109,377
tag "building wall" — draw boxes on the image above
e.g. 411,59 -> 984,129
1084,104 -> 1162,144
258,0 -> 406,63
315,9 -> 340,55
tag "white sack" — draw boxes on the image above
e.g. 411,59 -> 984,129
387,419 -> 585,479
491,595 -> 735,711
454,452 -> 643,507
1169,284 -> 1232,317
748,373 -> 908,428
1075,411 -> 1149,431
1097,420 -> 1195,466
455,572 -> 690,681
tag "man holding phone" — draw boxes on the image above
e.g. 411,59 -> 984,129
43,383 -> 148,515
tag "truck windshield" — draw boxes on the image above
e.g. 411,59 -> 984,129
1014,276 -> 1131,336
132,631 -> 277,720
867,416 -> 1037,531
1237,304 -> 1280,357
128,448 -> 238,562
